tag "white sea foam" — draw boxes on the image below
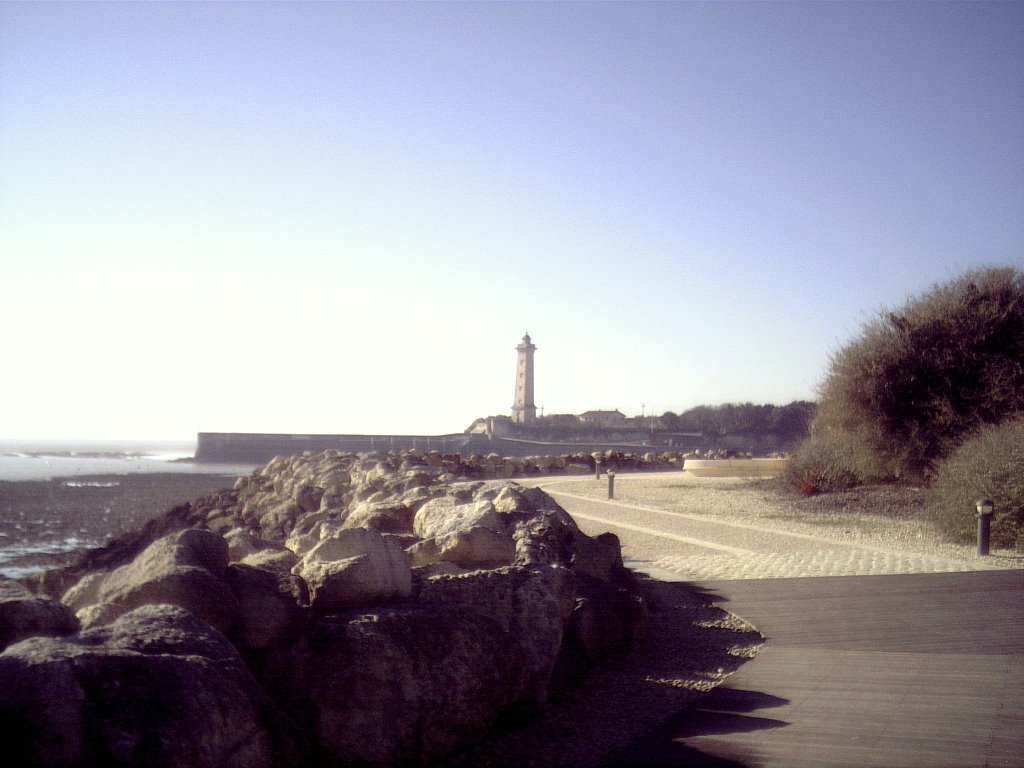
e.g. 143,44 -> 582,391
143,451 -> 194,462
0,564 -> 51,578
0,536 -> 95,560
0,535 -> 103,578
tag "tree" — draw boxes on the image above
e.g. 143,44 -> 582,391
662,401 -> 815,445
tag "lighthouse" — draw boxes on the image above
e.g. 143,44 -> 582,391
511,332 -> 537,424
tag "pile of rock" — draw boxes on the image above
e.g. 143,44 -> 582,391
1,451 -> 648,768
205,448 -> 686,496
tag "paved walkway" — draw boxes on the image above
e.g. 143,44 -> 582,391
543,487 -> 1024,767
544,490 -> 1016,581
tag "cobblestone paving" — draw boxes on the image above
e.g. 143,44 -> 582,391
543,488 -> 1020,581
650,549 -> 987,581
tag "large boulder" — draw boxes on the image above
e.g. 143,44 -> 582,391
0,605 -> 299,768
257,501 -> 302,539
416,565 -> 575,703
292,528 -> 411,610
95,529 -> 239,633
568,530 -> 625,582
410,496 -> 520,568
284,521 -> 329,559
59,572 -> 107,612
225,564 -> 308,650
292,483 -> 324,514
116,527 -> 230,574
265,605 -> 527,767
223,528 -> 277,562
342,499 -> 415,534
224,528 -> 300,571
407,525 -> 517,569
318,484 -> 350,513
413,498 -> 502,539
0,577 -> 78,652
99,565 -> 238,633
75,601 -> 127,630
241,547 -> 300,573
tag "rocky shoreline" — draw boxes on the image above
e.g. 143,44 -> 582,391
0,450 -> 763,767
0,473 -> 244,577
0,450 -> 726,581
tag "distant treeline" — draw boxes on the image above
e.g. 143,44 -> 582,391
659,401 -> 817,447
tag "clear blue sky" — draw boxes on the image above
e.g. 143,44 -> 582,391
1,1 -> 1021,440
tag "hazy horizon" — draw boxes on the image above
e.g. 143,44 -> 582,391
0,398 -> 819,445
2,2 -> 1021,442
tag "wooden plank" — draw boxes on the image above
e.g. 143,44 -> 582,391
697,570 -> 1024,654
611,571 -> 1024,767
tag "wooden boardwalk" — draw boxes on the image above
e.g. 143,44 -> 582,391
607,570 -> 1024,767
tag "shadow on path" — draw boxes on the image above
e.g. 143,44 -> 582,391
602,687 -> 787,767
630,571 -> 1024,768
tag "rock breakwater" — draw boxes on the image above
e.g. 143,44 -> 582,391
1,449 -> 657,767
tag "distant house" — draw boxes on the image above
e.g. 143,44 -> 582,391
578,409 -> 627,427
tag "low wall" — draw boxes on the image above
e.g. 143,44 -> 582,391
683,458 -> 789,478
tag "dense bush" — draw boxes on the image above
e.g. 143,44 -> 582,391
784,432 -> 883,495
926,418 -> 1024,549
799,267 -> 1024,491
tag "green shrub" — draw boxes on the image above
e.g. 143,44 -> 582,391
804,266 -> 1024,485
926,419 -> 1024,549
784,431 -> 889,494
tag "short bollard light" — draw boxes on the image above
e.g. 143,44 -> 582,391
975,499 -> 994,556
607,471 -> 616,500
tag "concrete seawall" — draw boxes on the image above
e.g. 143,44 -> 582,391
194,432 -> 691,463
194,432 -> 474,463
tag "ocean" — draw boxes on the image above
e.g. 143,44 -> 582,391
0,440 -> 262,578
0,439 -> 260,481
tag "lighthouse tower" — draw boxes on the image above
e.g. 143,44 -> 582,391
511,332 -> 537,424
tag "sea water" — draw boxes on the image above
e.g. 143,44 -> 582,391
0,440 -> 262,577
0,439 -> 259,481
0,538 -> 96,579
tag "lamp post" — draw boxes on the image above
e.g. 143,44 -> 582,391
975,499 -> 994,556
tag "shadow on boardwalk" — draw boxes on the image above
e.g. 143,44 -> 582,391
605,687 -> 787,767
611,570 -> 1024,768
442,577 -> 765,767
